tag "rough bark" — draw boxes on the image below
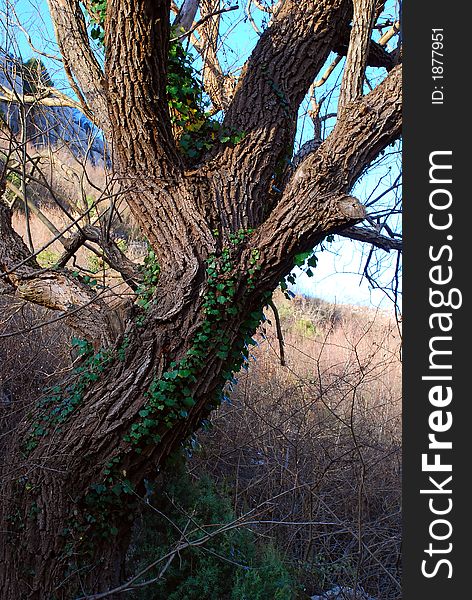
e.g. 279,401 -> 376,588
46,0 -> 110,131
0,1 -> 402,596
105,0 -> 180,176
211,0 -> 353,231
104,0 -> 216,280
339,0 -> 377,109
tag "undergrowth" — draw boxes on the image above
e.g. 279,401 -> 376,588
126,454 -> 298,600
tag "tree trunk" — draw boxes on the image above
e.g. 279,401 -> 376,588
0,184 -> 365,596
0,302 -> 212,597
0,231 -> 283,597
0,83 -> 401,592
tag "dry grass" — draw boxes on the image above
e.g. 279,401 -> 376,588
12,207 -> 146,278
1,137 -> 145,261
0,297 -> 73,456
190,292 -> 402,599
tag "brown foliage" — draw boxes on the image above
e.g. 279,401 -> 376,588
191,293 -> 401,598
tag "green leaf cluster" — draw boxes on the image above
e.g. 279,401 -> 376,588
127,457 -> 297,599
124,230 -> 267,452
89,0 -> 107,44
167,37 -> 245,160
23,338 -> 114,454
136,247 -> 160,310
280,250 -> 318,298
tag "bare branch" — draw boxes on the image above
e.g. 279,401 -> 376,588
245,0 -> 262,34
0,153 -> 131,344
0,192 -> 123,344
193,0 -> 237,112
79,225 -> 142,290
268,298 -> 286,366
10,5 -> 63,62
173,0 -> 200,32
333,25 -> 398,71
252,0 -> 271,12
0,83 -> 85,113
339,226 -> 402,251
312,55 -> 343,89
172,5 -> 239,43
378,20 -> 400,46
46,0 -> 110,133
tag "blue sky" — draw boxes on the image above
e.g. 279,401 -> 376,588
4,0 -> 402,311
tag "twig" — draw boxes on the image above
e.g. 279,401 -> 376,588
312,55 -> 343,89
170,5 -> 239,42
268,299 -> 286,366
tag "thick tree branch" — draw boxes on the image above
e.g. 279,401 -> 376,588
251,64 -> 402,285
333,24 -> 398,71
338,0 -> 377,109
224,0 -> 351,133
46,0 -> 110,133
102,1 -> 219,279
206,0 -> 352,231
0,196 -> 39,283
14,272 -> 128,345
340,225 -> 402,251
327,63 -> 402,189
104,0 -> 182,177
0,178 -> 125,344
173,0 -> 200,32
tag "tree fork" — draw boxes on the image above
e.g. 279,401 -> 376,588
0,199 -> 365,597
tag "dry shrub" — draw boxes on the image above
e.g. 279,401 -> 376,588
12,206 -> 68,258
1,137 -> 145,256
0,297 -> 73,454
190,292 -> 402,599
